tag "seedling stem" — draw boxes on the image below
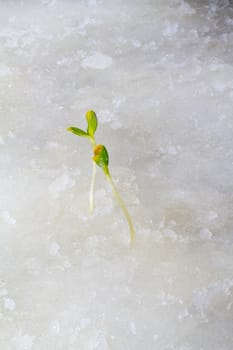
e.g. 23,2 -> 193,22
105,168 -> 135,242
89,161 -> 96,213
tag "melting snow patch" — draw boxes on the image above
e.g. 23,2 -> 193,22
50,320 -> 61,335
49,172 -> 75,198
207,211 -> 218,222
98,109 -> 114,123
163,228 -> 178,241
129,322 -> 137,335
1,211 -> 16,225
4,298 -> 15,311
131,39 -> 142,48
11,331 -> 35,350
162,21 -> 178,36
179,2 -> 196,15
49,242 -> 60,256
111,120 -> 122,130
82,52 -> 113,69
0,65 -> 12,77
8,131 -> 15,139
167,145 -> 178,155
0,289 -> 8,297
199,228 -> 213,240
80,318 -> 91,329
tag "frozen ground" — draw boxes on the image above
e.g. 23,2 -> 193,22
0,0 -> 233,349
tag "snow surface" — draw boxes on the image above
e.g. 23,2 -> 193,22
0,0 -> 233,349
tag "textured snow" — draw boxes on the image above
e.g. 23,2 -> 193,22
1,0 -> 233,349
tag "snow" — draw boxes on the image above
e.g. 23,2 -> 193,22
82,52 -> 113,70
0,136 -> 5,144
1,211 -> 16,225
4,298 -> 16,312
199,228 -> 213,241
48,172 -> 76,198
49,242 -> 60,256
11,332 -> 35,350
0,0 -> 233,349
49,320 -> 61,335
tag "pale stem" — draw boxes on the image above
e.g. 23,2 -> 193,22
89,136 -> 97,213
89,161 -> 97,213
88,136 -> 96,147
105,170 -> 135,243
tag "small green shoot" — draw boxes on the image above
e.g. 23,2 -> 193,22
67,110 -> 135,243
67,110 -> 97,212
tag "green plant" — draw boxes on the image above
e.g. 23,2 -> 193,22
67,110 -> 135,243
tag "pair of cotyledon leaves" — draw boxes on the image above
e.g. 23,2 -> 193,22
67,110 -> 109,172
68,110 -> 97,138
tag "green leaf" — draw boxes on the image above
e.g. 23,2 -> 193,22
86,110 -> 98,137
93,144 -> 109,173
67,126 -> 88,137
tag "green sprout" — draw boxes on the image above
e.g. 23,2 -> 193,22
67,110 -> 135,243
67,110 -> 97,212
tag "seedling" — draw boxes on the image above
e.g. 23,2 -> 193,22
67,110 -> 135,243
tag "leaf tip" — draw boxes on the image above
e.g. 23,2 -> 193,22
86,110 -> 98,136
